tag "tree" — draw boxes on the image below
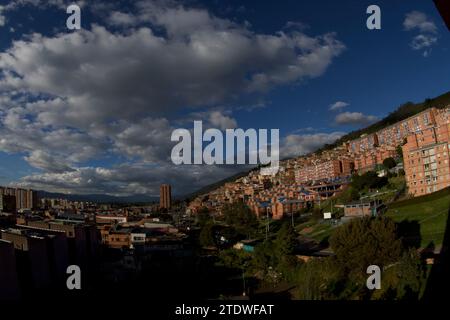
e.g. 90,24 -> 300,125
351,171 -> 388,191
295,258 -> 340,300
217,248 -> 252,271
330,216 -> 402,282
196,207 -> 211,226
253,241 -> 277,272
383,157 -> 396,170
251,223 -> 299,282
371,248 -> 425,300
222,202 -> 258,238
274,222 -> 297,256
396,145 -> 404,160
199,222 -> 215,247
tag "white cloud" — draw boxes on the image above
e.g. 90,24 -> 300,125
108,11 -> 137,26
0,1 -> 345,195
410,34 -> 437,50
403,11 -> 438,56
208,111 -> 237,130
403,11 -> 437,33
24,150 -> 75,173
281,131 -> 344,158
334,112 -> 378,126
329,101 -> 349,111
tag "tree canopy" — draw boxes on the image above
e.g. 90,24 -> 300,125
330,216 -> 402,280
222,202 -> 258,238
383,157 -> 397,170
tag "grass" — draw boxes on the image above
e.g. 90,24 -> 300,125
307,223 -> 335,242
385,187 -> 450,248
296,219 -> 336,243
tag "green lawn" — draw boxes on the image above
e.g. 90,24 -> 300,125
385,189 -> 450,248
296,219 -> 336,243
308,223 -> 335,243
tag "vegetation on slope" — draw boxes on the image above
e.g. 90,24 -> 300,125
386,187 -> 450,248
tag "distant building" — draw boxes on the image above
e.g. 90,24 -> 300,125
295,159 -> 353,184
0,187 -> 38,210
160,184 -> 172,210
344,199 -> 384,218
0,195 -> 16,213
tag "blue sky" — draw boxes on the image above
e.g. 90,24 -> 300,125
0,0 -> 449,196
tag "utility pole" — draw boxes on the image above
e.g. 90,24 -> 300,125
360,193 -> 364,216
242,269 -> 246,296
291,210 -> 294,228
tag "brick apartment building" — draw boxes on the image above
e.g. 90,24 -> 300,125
402,110 -> 450,196
347,107 -> 449,172
295,158 -> 353,184
160,184 -> 172,210
187,106 -> 450,219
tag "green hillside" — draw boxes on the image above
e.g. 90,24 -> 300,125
386,187 -> 450,249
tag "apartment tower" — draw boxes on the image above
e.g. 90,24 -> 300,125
159,184 -> 172,210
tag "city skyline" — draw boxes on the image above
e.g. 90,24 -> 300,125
0,0 -> 449,306
0,0 -> 449,197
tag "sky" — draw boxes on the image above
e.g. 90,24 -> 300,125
0,0 -> 449,197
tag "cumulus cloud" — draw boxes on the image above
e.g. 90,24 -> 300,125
208,111 -> 237,130
329,101 -> 349,111
24,150 -> 75,173
0,0 -> 345,195
410,34 -> 437,50
403,11 -> 437,33
0,25 -> 344,122
108,11 -> 137,26
281,131 -> 344,158
403,11 -> 438,56
334,112 -> 378,126
111,118 -> 175,163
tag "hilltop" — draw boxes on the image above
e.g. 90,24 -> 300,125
316,91 -> 450,153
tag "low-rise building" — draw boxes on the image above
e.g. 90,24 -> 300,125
0,239 -> 21,300
343,199 -> 384,218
